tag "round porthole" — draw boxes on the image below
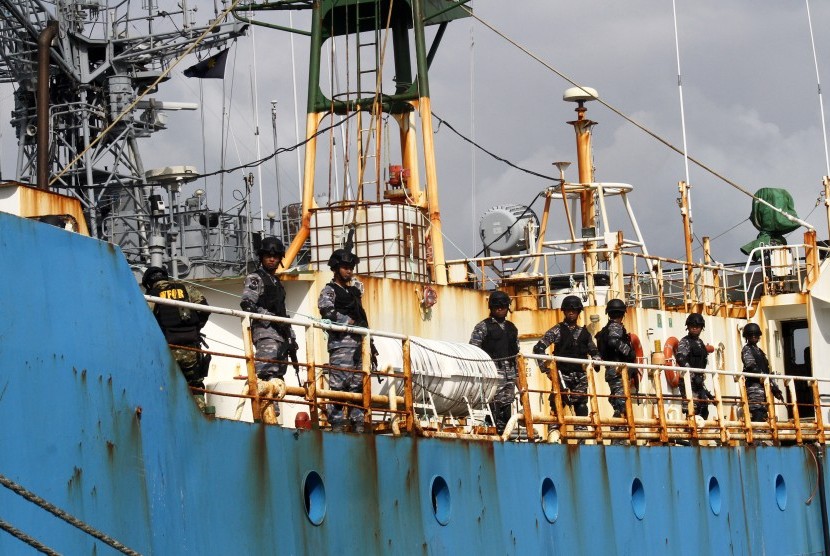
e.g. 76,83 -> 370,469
631,478 -> 646,520
775,474 -> 787,511
303,471 -> 326,525
708,476 -> 721,516
431,475 -> 451,526
541,478 -> 558,523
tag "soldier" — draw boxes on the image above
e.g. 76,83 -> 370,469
675,312 -> 714,420
741,323 -> 783,422
595,299 -> 638,428
533,295 -> 600,421
470,291 -> 520,435
240,237 -> 296,383
318,248 -> 369,433
143,266 -> 211,409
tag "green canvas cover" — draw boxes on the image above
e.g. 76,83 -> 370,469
740,187 -> 800,256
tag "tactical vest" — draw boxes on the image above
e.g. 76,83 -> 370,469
151,281 -> 202,344
481,319 -> 519,359
687,338 -> 708,369
745,345 -> 770,387
256,269 -> 287,317
331,282 -> 368,328
555,325 -> 591,374
596,324 -> 635,363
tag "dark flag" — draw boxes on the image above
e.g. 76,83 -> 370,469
183,49 -> 229,79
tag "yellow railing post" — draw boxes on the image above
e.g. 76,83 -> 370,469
241,315 -> 261,423
710,371 -> 727,444
586,362 -> 602,443
515,354 -> 536,441
362,334 -> 372,430
620,364 -> 636,443
305,325 -> 320,429
403,338 -> 415,433
651,369 -> 669,443
549,362 -> 566,437
811,380 -> 825,444
738,376 -> 753,445
787,379 -> 803,444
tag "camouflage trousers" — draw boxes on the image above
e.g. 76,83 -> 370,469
605,369 -> 639,417
747,383 -> 770,422
171,343 -> 206,388
255,337 -> 288,380
549,369 -> 589,417
171,343 -> 207,411
326,346 -> 365,428
678,380 -> 711,420
489,363 -> 517,434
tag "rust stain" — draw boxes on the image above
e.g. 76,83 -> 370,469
106,440 -> 115,459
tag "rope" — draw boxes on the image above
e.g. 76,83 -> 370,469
0,517 -> 60,555
0,474 -> 141,556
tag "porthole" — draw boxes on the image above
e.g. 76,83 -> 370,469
708,476 -> 721,516
541,478 -> 558,523
775,474 -> 787,511
631,478 -> 646,520
431,475 -> 451,526
303,471 -> 326,525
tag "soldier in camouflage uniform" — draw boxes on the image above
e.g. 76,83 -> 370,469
143,266 -> 210,409
470,291 -> 520,435
240,237 -> 296,385
595,299 -> 638,426
318,248 -> 368,433
675,313 -> 714,420
533,295 -> 600,421
741,323 -> 783,422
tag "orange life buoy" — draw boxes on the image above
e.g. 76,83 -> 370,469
663,336 -> 681,388
629,333 -> 645,388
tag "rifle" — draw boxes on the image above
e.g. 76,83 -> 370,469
287,338 -> 302,385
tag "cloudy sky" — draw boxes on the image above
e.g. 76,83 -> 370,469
3,1 -> 830,267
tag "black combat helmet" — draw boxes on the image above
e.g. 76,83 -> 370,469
561,295 -> 583,311
605,298 -> 627,316
488,291 -> 511,309
142,266 -> 168,290
686,312 -> 705,328
328,248 -> 360,270
743,323 -> 762,338
258,236 -> 285,257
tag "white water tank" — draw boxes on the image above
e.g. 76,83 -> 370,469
372,336 -> 501,415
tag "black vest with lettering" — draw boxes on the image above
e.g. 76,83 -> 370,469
256,269 -> 287,317
151,282 -> 201,344
481,319 -> 519,359
332,282 -> 368,328
745,345 -> 770,387
555,325 -> 591,374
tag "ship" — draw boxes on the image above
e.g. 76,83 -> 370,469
2,1 -> 830,554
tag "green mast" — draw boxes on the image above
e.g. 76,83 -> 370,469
242,0 -> 469,284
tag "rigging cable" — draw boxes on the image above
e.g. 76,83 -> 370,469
460,4 -> 814,232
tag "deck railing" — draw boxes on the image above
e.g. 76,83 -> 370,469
148,294 -> 828,446
445,240 -> 829,314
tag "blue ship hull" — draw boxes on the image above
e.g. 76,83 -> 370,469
1,213 -> 827,555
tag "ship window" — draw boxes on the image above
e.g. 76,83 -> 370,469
775,474 -> 787,511
303,471 -> 326,526
541,478 -> 558,523
708,476 -> 721,516
631,478 -> 646,520
431,476 -> 451,526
